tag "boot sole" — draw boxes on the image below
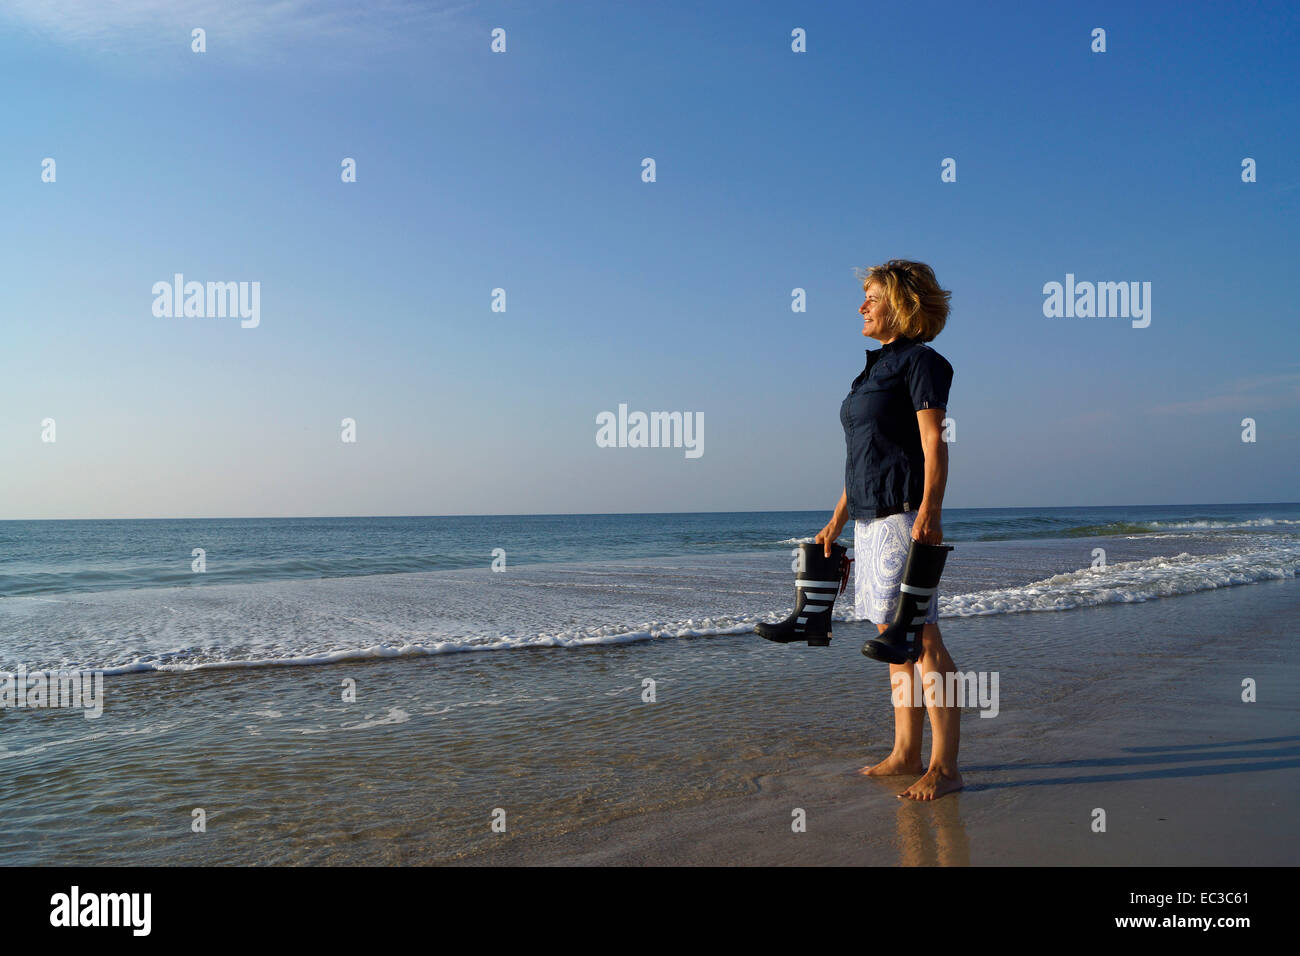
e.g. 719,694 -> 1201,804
756,632 -> 831,646
861,641 -> 916,665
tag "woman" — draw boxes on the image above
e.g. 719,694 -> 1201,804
822,259 -> 961,801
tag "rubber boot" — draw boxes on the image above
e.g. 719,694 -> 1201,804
755,542 -> 852,646
861,540 -> 953,664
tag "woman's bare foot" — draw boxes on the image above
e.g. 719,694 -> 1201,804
899,767 -> 964,800
857,752 -> 923,776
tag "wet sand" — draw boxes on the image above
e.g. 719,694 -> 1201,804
465,579 -> 1300,865
4,574 -> 1295,866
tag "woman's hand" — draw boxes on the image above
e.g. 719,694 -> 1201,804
912,507 -> 942,545
815,515 -> 847,558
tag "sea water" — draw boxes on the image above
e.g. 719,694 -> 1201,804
1,505 -> 1296,674
1,504 -> 1297,864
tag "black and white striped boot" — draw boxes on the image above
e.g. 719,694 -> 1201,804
755,542 -> 852,647
861,540 -> 953,664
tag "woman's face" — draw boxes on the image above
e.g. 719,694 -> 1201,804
859,282 -> 893,342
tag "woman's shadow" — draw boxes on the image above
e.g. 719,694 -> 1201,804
960,735 -> 1300,790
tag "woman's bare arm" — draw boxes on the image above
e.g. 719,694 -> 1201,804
913,408 -> 948,544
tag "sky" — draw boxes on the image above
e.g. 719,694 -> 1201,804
1,0 -> 1297,519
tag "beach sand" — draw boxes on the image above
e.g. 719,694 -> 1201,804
5,575 -> 1296,866
464,579 -> 1300,866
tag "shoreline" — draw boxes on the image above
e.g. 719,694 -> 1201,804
2,578 -> 1296,865
460,579 -> 1300,866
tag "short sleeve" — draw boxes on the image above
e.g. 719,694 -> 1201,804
906,347 -> 952,412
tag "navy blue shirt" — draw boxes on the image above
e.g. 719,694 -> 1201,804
839,335 -> 953,520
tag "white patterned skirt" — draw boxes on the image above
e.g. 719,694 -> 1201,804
853,512 -> 941,625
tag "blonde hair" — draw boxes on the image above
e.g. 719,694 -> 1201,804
854,259 -> 950,342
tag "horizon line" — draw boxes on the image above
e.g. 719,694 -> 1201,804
2,501 -> 1297,522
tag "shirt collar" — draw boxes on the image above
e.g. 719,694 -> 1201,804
870,335 -> 916,356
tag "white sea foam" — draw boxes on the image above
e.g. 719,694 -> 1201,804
290,707 -> 410,734
942,547 -> 1297,616
0,543 -> 1293,676
1143,517 -> 1300,531
0,721 -> 181,760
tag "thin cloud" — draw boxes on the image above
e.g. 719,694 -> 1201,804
1148,369 -> 1300,416
1056,368 -> 1300,426
1,0 -> 477,57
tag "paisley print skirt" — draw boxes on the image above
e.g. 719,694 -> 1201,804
853,511 -> 941,625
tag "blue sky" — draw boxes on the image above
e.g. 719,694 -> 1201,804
2,0 -> 1297,519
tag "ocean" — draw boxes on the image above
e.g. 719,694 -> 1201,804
1,504 -> 1297,674
1,503 -> 1297,864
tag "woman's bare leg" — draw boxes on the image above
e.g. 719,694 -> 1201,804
858,622 -> 924,775
900,622 -> 964,800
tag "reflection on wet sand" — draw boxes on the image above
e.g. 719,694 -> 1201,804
893,795 -> 970,866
